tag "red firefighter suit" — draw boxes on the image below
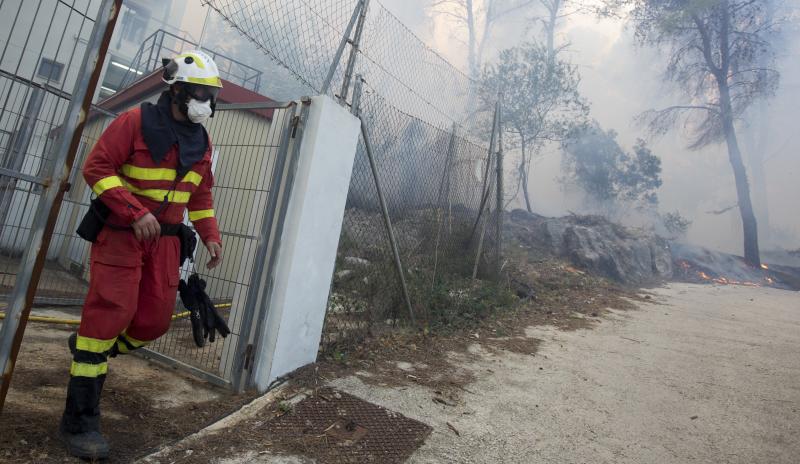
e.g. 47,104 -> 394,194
61,105 -> 220,434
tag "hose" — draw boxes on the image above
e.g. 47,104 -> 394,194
0,303 -> 232,326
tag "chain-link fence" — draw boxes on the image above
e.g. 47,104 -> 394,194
205,0 -> 488,133
324,85 -> 501,348
205,0 -> 504,349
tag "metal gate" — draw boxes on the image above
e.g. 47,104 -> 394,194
142,101 -> 307,391
31,99 -> 304,391
0,7 -> 309,392
0,0 -> 121,409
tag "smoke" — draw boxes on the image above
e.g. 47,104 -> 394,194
177,0 -> 798,255
378,0 -> 800,256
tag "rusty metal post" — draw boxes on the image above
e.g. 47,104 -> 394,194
0,0 -> 122,413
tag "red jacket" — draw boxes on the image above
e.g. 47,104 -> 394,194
83,107 -> 221,244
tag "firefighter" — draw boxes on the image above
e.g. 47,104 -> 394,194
59,50 -> 224,459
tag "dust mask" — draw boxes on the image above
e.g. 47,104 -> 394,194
186,98 -> 212,124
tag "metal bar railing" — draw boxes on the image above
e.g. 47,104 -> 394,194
0,0 -> 123,414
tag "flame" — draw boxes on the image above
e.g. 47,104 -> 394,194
679,259 -> 775,288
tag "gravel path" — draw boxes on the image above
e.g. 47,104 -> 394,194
330,283 -> 800,463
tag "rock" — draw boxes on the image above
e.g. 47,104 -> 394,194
344,256 -> 370,267
650,237 -> 673,278
335,270 -> 354,281
542,218 -> 570,251
509,210 -> 673,285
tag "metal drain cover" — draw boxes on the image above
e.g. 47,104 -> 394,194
267,387 -> 431,463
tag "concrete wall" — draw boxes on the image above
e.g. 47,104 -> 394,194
252,96 -> 360,391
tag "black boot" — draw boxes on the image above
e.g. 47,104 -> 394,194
59,414 -> 110,459
61,339 -> 111,459
68,332 -> 77,355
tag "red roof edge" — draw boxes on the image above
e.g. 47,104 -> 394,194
93,70 -> 276,120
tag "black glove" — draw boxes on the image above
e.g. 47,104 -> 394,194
186,273 -> 231,345
179,279 -> 206,348
177,223 -> 198,267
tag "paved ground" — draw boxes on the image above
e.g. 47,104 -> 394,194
145,283 -> 799,463
329,283 -> 800,463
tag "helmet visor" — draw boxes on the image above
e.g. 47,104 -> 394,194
185,84 -> 220,102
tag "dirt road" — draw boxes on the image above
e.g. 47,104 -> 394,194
330,283 -> 800,463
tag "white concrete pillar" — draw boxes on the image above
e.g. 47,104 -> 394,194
252,95 -> 360,391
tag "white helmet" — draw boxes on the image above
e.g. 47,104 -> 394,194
161,49 -> 223,89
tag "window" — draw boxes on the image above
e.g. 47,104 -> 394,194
0,129 -> 12,168
120,3 -> 151,45
36,58 -> 64,83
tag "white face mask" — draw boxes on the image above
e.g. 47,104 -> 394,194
186,98 -> 212,124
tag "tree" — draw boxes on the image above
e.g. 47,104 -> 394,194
481,42 -> 589,212
429,0 -> 536,78
561,122 -> 662,215
617,0 -> 782,267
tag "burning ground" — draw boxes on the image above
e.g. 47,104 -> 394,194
672,243 -> 800,290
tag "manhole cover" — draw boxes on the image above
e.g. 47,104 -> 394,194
267,387 -> 431,463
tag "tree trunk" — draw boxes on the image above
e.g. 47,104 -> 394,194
744,118 -> 771,246
719,81 -> 761,266
544,0 -> 560,63
466,0 -> 478,78
519,136 -> 533,212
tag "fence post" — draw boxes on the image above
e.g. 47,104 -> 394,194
0,0 -> 122,413
468,103 -> 499,243
339,0 -> 369,105
359,119 -> 416,325
495,98 -> 504,280
431,123 -> 458,287
321,0 -> 364,95
472,102 -> 501,279
351,74 -> 364,116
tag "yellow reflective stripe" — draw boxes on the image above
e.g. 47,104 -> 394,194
121,164 -> 175,181
75,336 -> 116,353
92,176 -> 123,195
186,76 -> 222,87
177,53 -> 206,69
121,333 -> 148,348
70,361 -> 108,378
121,165 -> 203,186
116,340 -> 130,354
183,171 -> 203,186
121,179 -> 192,204
188,209 -> 214,221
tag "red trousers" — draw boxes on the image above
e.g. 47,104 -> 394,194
78,227 -> 180,347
